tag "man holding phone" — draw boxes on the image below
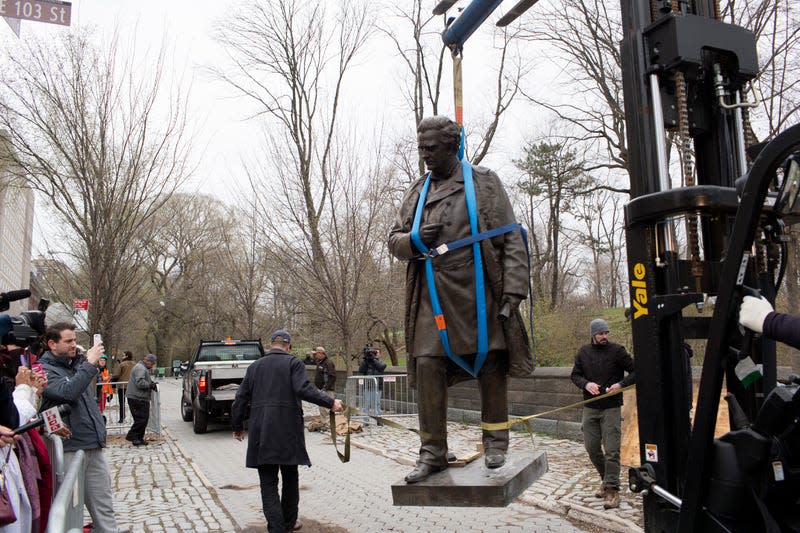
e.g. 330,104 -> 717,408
39,322 -> 123,533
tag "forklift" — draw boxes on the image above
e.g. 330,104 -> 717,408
619,1 -> 799,531
434,0 -> 800,530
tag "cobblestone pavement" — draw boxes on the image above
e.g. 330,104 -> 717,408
100,382 -> 644,532
345,414 -> 644,533
107,434 -> 237,533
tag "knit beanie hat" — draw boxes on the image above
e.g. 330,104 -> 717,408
590,319 -> 610,337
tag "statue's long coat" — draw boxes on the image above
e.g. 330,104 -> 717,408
388,163 -> 534,387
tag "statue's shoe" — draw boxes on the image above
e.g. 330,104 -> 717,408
484,451 -> 506,469
404,463 -> 446,483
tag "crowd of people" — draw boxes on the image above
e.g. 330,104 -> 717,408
0,336 -> 49,533
0,320 -> 158,533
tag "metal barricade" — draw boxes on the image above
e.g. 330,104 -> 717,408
379,374 -> 418,417
102,380 -> 162,436
345,376 -> 380,425
344,373 -> 417,421
148,382 -> 161,434
46,449 -> 85,533
44,433 -> 65,492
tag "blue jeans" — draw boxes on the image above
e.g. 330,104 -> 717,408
257,464 -> 299,533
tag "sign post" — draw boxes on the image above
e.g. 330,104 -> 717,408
72,298 -> 89,331
1,0 -> 71,32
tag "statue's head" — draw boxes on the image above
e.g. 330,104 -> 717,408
417,116 -> 461,176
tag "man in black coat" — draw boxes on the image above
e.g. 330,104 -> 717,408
570,318 -> 635,510
232,330 -> 343,533
313,346 -> 336,425
357,347 -> 387,418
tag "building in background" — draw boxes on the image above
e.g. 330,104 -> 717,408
0,131 -> 35,314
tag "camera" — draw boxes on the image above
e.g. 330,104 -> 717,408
362,346 -> 377,360
0,290 -> 49,348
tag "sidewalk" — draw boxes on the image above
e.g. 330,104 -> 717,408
103,410 -> 643,533
106,433 -> 238,533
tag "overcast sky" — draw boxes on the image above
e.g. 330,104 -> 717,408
2,0 -> 551,254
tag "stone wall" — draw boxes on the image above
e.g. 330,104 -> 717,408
308,364 -> 794,442
307,365 -> 585,440
448,367 -> 584,440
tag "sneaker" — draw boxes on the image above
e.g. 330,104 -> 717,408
288,520 -> 303,531
603,487 -> 620,509
594,483 -> 606,498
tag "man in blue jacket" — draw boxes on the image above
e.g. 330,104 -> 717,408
40,322 -> 122,533
232,330 -> 343,533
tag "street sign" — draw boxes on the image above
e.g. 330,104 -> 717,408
0,0 -> 71,27
72,298 -> 88,331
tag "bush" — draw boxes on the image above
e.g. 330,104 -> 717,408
529,304 -> 631,367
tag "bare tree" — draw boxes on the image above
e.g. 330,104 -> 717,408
573,189 -> 627,307
380,0 -> 447,146
517,0 -> 628,177
380,1 -> 529,178
216,0 -> 384,371
219,204 -> 273,340
215,0 -> 369,270
244,131 -> 394,373
0,29 -> 192,349
721,0 -> 800,138
140,193 -> 228,360
513,139 -> 595,309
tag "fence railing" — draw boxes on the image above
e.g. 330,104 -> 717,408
46,449 -> 85,533
44,434 -> 65,492
344,374 -> 417,424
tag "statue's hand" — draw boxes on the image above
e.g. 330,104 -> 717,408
420,223 -> 443,247
498,295 -> 522,320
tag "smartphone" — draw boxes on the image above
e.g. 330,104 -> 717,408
93,333 -> 102,346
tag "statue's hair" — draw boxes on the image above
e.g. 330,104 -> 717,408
417,116 -> 461,151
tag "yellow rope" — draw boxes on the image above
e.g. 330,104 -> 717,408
481,385 -> 636,431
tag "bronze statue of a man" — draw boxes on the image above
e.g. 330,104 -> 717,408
388,115 -> 533,484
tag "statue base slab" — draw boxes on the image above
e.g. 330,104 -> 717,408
391,450 -> 548,507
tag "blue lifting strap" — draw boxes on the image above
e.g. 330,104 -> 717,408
423,222 -> 522,258
410,158 -> 492,378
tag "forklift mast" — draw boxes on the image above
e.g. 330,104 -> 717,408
620,0 -> 800,531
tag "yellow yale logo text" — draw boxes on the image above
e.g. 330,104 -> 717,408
631,262 -> 648,319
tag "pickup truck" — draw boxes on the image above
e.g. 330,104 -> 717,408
180,338 -> 264,433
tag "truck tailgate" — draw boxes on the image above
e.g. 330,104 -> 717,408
208,367 -> 249,379
212,385 -> 240,402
